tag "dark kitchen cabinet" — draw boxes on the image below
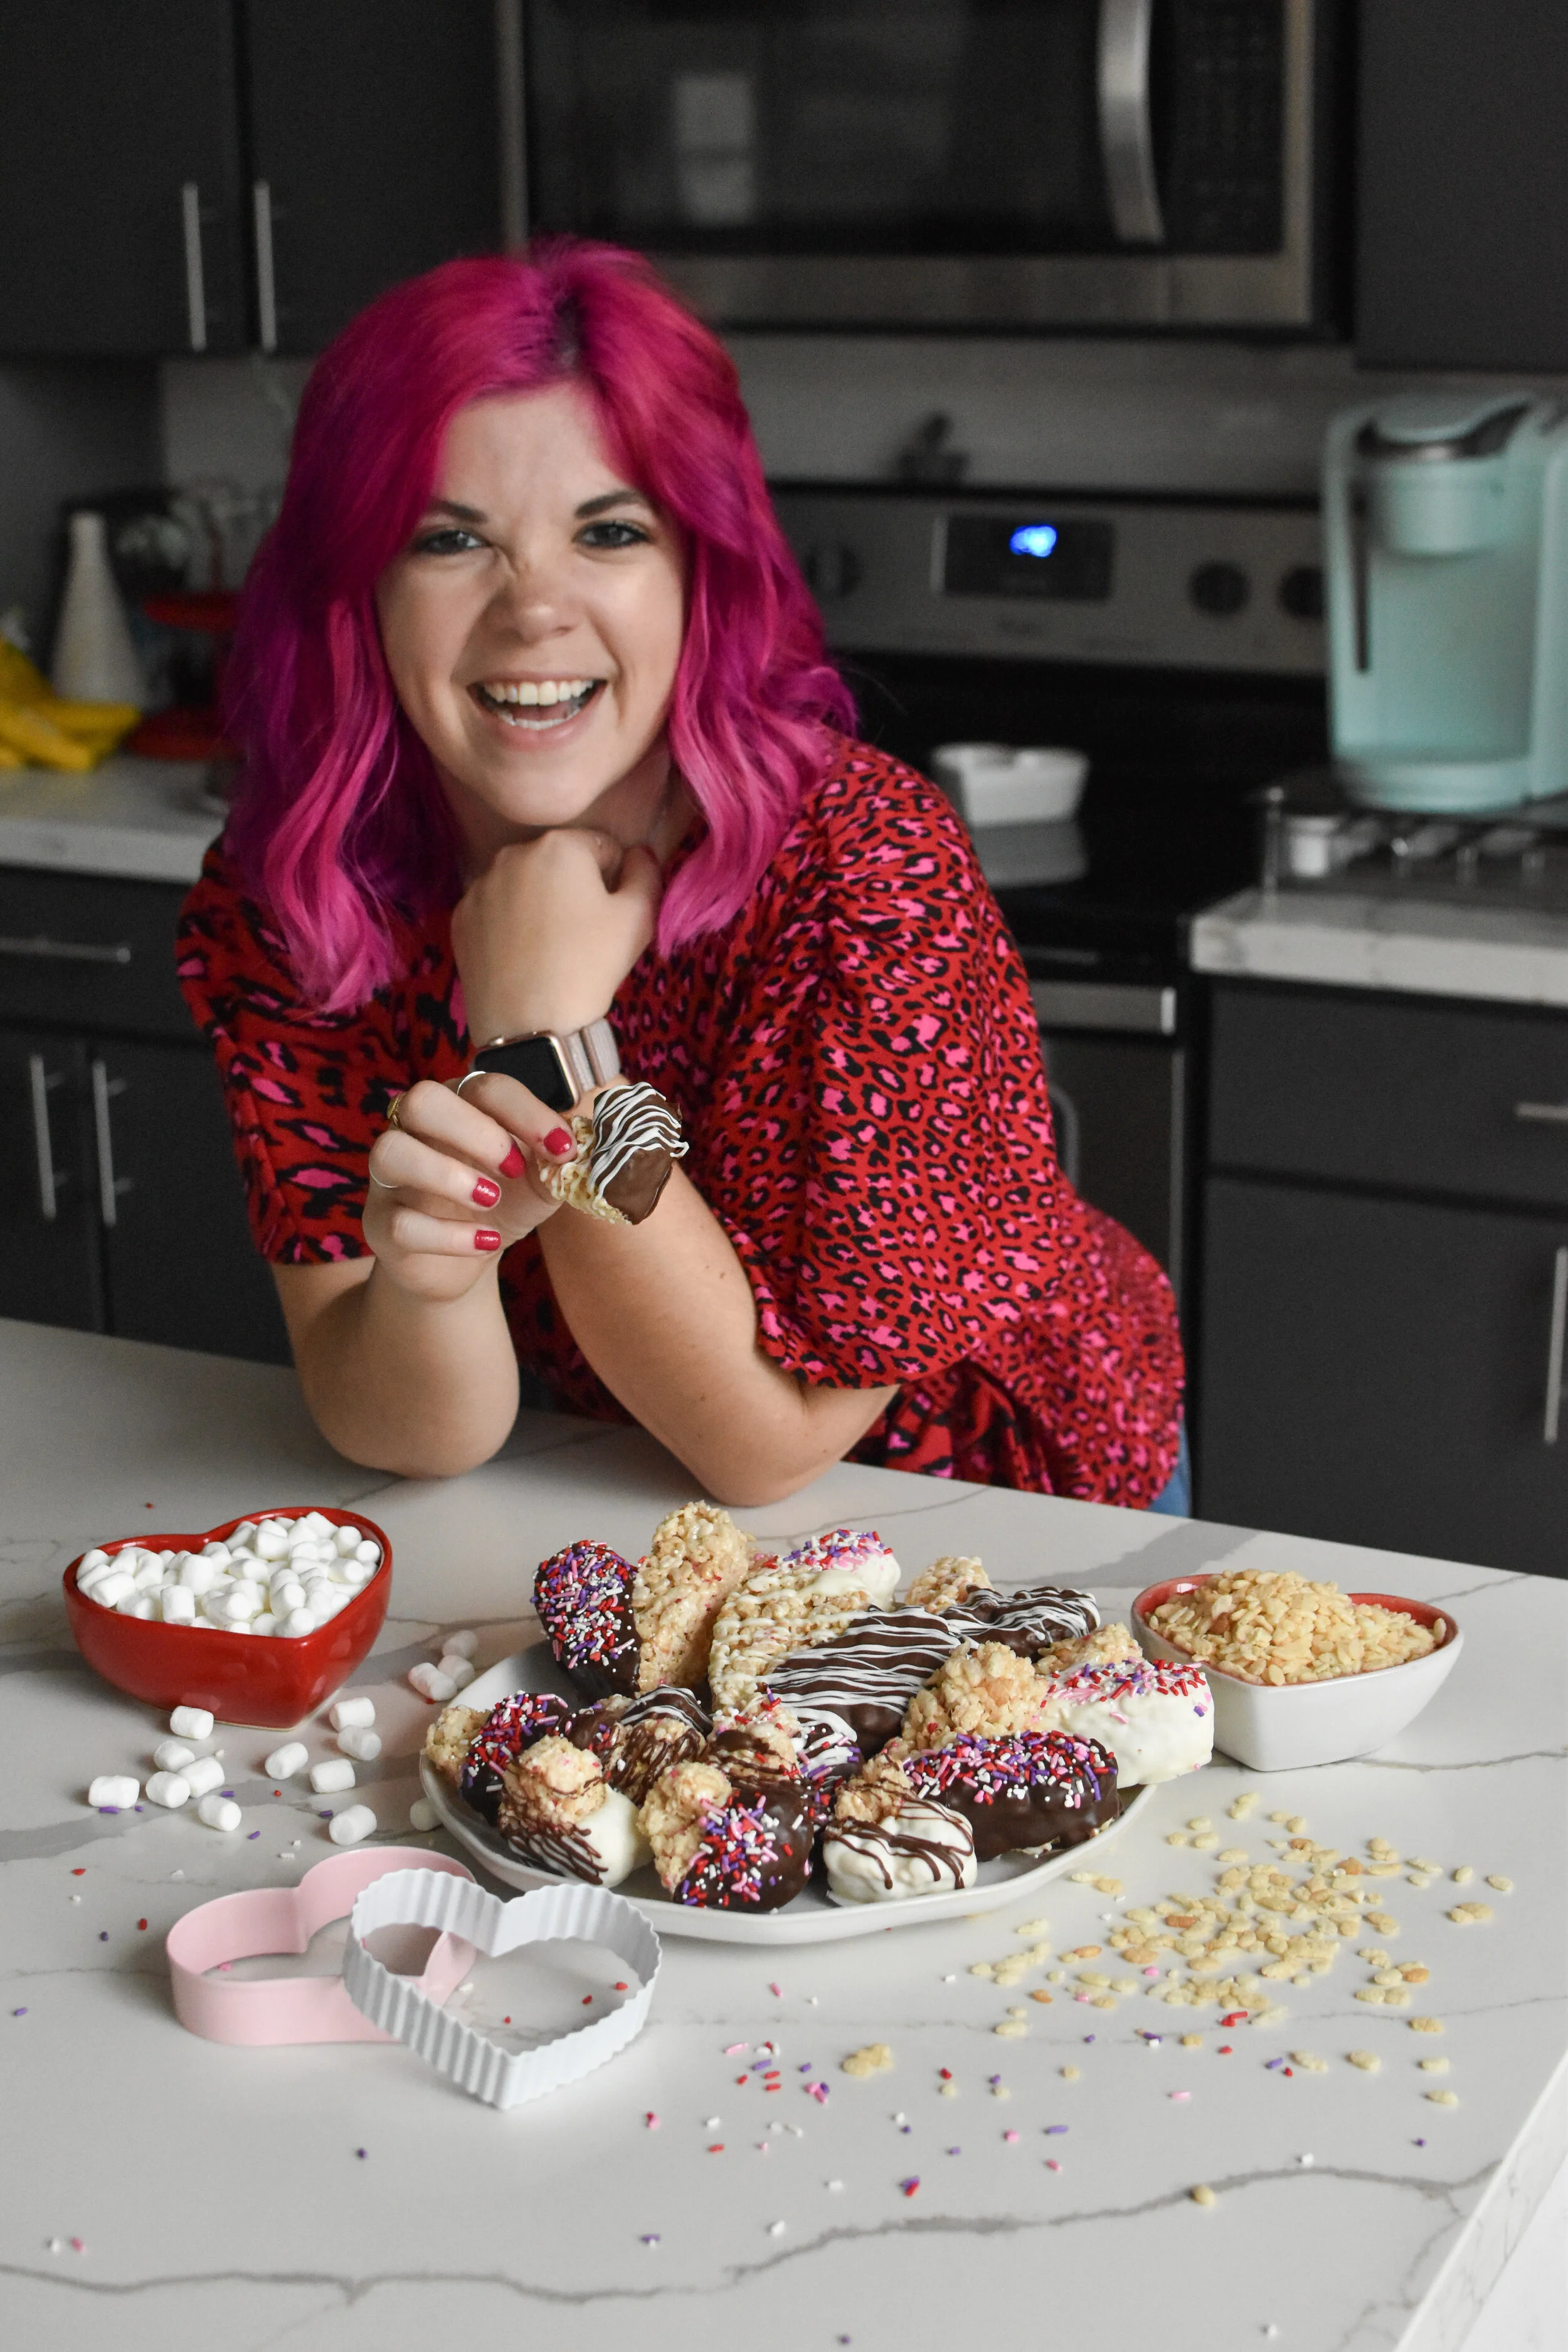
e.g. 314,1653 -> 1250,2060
1357,0 -> 1568,371
0,869 -> 289,1365
241,0 -> 502,356
0,1 -> 248,357
1198,979 -> 1568,1576
0,2 -> 502,361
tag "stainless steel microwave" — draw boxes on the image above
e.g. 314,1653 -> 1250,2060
512,0 -> 1340,331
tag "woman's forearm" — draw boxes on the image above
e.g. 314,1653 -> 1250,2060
539,1166 -> 894,1505
274,1259 -> 521,1476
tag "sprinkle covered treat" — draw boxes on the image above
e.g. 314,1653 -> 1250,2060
1034,1655 -> 1214,1786
535,1540 -> 642,1698
640,1757 -> 813,1911
899,1729 -> 1119,1862
457,1690 -> 576,1820
940,1581 -> 1101,1660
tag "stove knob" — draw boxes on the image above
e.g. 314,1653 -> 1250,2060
1278,563 -> 1324,621
803,541 -> 862,601
1189,559 -> 1250,617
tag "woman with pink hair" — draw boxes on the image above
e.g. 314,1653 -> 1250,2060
179,241 -> 1184,1508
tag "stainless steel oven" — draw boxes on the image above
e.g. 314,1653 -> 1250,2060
516,0 -> 1340,331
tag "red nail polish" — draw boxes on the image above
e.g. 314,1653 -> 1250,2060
472,1176 -> 501,1209
498,1144 -> 527,1179
544,1126 -> 575,1157
474,1229 -> 502,1253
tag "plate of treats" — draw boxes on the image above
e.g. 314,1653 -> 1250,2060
420,1505 -> 1212,1944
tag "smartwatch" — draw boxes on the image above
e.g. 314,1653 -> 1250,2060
469,1019 -> 621,1113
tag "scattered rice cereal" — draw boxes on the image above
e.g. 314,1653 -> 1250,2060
1347,2050 -> 1380,2071
1148,1569 -> 1440,1685
840,2044 -> 894,2078
1486,1875 -> 1513,1894
1410,2018 -> 1444,2035
1448,1903 -> 1493,1926
1291,2052 -> 1328,2073
1190,2185 -> 1217,2207
1427,2090 -> 1459,2106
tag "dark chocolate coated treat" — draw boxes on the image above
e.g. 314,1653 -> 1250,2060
458,1690 -> 575,1821
674,1782 -> 813,1912
762,1607 -> 960,1751
590,1083 -> 687,1224
608,1685 -> 711,1804
534,1539 -> 642,1698
941,1582 -> 1099,1660
901,1730 -> 1118,1862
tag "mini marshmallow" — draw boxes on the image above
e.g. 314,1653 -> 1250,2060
408,1663 -> 456,1704
125,1596 -> 157,1619
337,1728 -> 381,1762
197,1793 -> 242,1832
443,1629 -> 478,1658
170,1707 -> 215,1739
145,1770 -> 192,1808
152,1737 -> 196,1772
437,1653 -> 475,1690
78,1548 -> 111,1574
280,1609 -> 316,1639
181,1756 -> 226,1799
310,1757 -> 356,1794
201,1540 -> 233,1564
271,1579 -> 307,1613
230,1520 -> 258,1546
255,1527 -> 290,1560
328,1804 -> 376,1846
131,1555 -> 165,1591
179,1556 -> 220,1595
334,1524 -> 363,1556
409,1798 -> 439,1832
264,1741 -> 309,1779
330,1695 -> 376,1730
252,1613 -> 278,1635
161,1586 -> 196,1625
355,1540 -> 381,1567
87,1774 -> 139,1808
92,1570 -> 135,1608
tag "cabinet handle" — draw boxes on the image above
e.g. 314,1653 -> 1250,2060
180,181 -> 208,353
1515,1100 -> 1568,1125
26,1052 -> 65,1222
1097,0 -> 1165,245
253,180 -> 278,353
0,933 -> 132,966
1544,1246 -> 1568,1444
90,1059 -> 132,1230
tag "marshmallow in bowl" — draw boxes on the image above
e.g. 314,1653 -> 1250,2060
75,1516 -> 382,1638
824,1798 -> 977,1903
1033,1655 -> 1214,1786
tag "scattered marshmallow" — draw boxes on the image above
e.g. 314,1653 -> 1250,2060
408,1663 -> 456,1704
443,1630 -> 477,1658
329,1804 -> 377,1846
437,1654 -> 475,1691
409,1798 -> 438,1832
330,1696 -> 375,1730
152,1738 -> 196,1772
87,1774 -> 139,1809
169,1707 -> 214,1740
145,1771 -> 192,1809
337,1728 -> 381,1762
181,1756 -> 226,1799
264,1741 -> 309,1780
310,1758 -> 356,1794
197,1794 -> 242,1832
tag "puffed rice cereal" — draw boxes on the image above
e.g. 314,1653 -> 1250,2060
1148,1568 -> 1441,1686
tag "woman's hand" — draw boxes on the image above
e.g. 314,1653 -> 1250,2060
452,827 -> 662,1044
362,1073 -> 575,1301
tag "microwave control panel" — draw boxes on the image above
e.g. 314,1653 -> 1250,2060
773,487 -> 1324,675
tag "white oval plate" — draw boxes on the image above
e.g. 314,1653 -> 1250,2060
418,1641 -> 1154,1946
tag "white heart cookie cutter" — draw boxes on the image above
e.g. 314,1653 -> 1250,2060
343,1867 -> 662,2109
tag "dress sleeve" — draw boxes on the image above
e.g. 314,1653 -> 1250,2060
176,848 -> 408,1264
713,766 -> 1065,1389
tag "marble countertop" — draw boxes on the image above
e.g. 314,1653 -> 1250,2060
2,1318 -> 1564,2352
1192,887 -> 1568,1009
0,755 -> 221,884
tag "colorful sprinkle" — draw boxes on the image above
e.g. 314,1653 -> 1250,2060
899,2177 -> 920,2197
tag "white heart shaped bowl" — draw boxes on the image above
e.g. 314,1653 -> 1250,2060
1131,1575 -> 1463,1772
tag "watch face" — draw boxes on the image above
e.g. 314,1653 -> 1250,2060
474,1037 -> 575,1113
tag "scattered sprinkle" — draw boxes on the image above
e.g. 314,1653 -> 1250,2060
645,2112 -> 660,2129
1170,2090 -> 1190,2102
1004,2130 -> 1019,2144
899,2177 -> 919,2198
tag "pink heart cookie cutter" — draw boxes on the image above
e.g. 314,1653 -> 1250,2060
166,1846 -> 477,2045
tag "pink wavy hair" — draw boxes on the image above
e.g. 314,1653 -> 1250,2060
225,241 -> 853,1013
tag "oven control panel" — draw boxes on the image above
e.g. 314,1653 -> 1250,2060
773,487 -> 1324,675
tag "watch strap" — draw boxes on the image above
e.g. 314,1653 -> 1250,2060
473,1017 -> 620,1109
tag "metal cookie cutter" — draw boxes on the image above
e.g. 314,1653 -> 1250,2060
166,1846 -> 477,2045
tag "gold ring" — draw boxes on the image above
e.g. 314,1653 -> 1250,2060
386,1091 -> 405,1131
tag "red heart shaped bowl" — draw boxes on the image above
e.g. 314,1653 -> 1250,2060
63,1508 -> 392,1728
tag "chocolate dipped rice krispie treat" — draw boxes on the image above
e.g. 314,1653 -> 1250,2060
497,1734 -> 649,1887
541,1080 -> 687,1226
534,1502 -> 756,1698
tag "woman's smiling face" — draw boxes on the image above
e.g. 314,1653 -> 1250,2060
374,383 -> 687,859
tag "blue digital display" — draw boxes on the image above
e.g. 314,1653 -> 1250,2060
1009,522 -> 1059,560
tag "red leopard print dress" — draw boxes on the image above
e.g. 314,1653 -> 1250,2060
177,739 -> 1184,1503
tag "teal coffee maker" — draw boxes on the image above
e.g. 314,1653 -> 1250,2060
1323,392 -> 1568,812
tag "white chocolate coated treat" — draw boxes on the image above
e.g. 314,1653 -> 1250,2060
824,1799 -> 977,1903
785,1528 -> 900,1608
1033,1655 -> 1214,1785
